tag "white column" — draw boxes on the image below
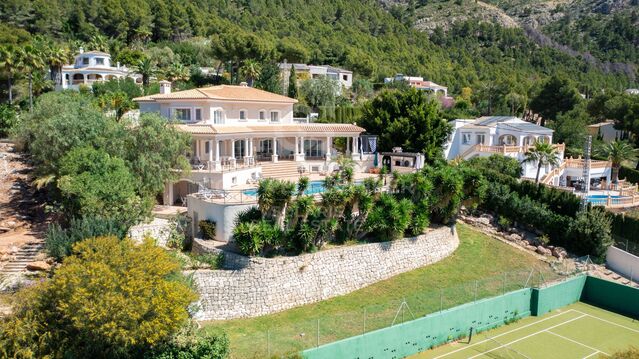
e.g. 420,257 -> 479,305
295,136 -> 305,161
295,136 -> 299,154
214,140 -> 221,171
230,140 -> 236,167
272,137 -> 279,163
325,136 -> 331,161
351,136 -> 360,160
195,140 -> 200,159
208,139 -> 213,169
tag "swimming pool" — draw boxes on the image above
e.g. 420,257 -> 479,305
243,180 -> 328,196
586,194 -> 623,205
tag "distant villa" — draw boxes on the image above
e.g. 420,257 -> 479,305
56,48 -> 139,90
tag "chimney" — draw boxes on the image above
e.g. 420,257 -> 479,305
159,80 -> 172,95
79,47 -> 84,54
239,81 -> 248,87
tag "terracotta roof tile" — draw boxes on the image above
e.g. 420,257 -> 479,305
134,85 -> 297,103
174,123 -> 364,135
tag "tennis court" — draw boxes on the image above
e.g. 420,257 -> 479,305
413,302 -> 639,359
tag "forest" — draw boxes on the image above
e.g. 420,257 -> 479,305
0,0 -> 636,103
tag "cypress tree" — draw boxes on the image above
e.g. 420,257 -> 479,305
287,65 -> 298,99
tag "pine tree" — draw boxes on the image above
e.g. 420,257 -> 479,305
287,65 -> 298,99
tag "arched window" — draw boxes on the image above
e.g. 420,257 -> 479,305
499,134 -> 517,146
523,136 -> 536,146
538,136 -> 550,144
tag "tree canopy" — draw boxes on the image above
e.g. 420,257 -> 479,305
360,88 -> 452,163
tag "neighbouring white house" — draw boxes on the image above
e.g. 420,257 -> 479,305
279,62 -> 353,90
444,116 -> 611,189
134,82 -> 377,241
384,74 -> 449,97
626,89 -> 639,95
57,48 -> 139,90
587,120 -> 626,143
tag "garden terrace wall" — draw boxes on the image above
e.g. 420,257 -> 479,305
191,225 -> 459,320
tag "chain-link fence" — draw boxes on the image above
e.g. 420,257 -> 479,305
226,265 -> 584,358
614,237 -> 639,257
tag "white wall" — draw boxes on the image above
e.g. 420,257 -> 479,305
155,100 -> 294,124
187,195 -> 255,242
606,246 -> 639,281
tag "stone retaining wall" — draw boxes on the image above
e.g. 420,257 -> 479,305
191,225 -> 459,320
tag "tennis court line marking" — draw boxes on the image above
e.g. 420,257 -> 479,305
545,330 -> 610,356
433,309 -> 577,359
466,314 -> 588,359
582,350 -> 603,359
573,310 -> 639,334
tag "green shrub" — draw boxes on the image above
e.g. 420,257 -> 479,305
498,216 -> 512,230
0,104 -> 18,138
45,215 -> 129,261
233,220 -> 282,256
198,220 -> 216,240
567,207 -> 613,257
166,215 -> 191,250
190,253 -> 225,269
366,193 -> 414,241
145,328 -> 229,359
234,206 -> 262,226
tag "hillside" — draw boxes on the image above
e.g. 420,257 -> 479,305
386,0 -> 638,83
0,0 -> 636,99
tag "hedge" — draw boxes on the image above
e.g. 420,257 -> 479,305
610,212 -> 639,241
480,168 -> 581,217
619,166 -> 639,184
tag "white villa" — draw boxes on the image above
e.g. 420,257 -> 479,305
57,48 -> 138,90
135,82 -> 376,239
384,74 -> 449,97
445,116 -> 612,188
279,62 -> 353,90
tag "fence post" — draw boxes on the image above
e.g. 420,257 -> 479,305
363,308 -> 367,335
474,280 -> 478,302
502,272 -> 506,294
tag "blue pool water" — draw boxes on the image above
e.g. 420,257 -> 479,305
244,180 -> 328,196
586,195 -> 623,205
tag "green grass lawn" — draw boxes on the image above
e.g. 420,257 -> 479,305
203,223 -> 560,358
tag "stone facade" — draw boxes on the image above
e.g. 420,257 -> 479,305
191,225 -> 459,320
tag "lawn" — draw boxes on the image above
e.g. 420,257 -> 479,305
203,223 -> 561,358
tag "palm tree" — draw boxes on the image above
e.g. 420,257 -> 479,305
164,62 -> 189,83
22,45 -> 45,111
0,45 -> 23,104
134,57 -> 157,88
596,141 -> 639,183
239,59 -> 262,87
45,45 -> 70,87
87,34 -> 109,52
523,142 -> 561,184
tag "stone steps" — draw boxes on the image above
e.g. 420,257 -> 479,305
260,161 -> 303,179
1,242 -> 45,273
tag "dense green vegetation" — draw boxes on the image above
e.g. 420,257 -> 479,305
12,91 -> 191,228
0,237 -> 229,359
232,158 -> 486,256
470,155 -> 613,258
0,0 -> 636,109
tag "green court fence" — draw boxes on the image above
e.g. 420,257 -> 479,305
226,266 -> 574,358
302,275 -> 639,359
581,276 -> 639,319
